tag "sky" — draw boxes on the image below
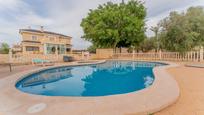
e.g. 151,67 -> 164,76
0,0 -> 204,49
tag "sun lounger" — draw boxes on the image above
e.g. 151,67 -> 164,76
32,58 -> 54,66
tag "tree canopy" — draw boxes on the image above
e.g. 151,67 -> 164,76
140,37 -> 157,52
158,6 -> 204,52
81,0 -> 146,49
87,45 -> 97,53
0,43 -> 9,54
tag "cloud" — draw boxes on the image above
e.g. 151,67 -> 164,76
0,0 -> 54,46
145,0 -> 204,37
0,0 -> 204,49
0,0 -> 23,11
145,0 -> 195,17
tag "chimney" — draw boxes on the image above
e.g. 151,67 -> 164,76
40,26 -> 44,32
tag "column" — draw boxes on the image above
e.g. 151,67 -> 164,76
44,44 -> 47,55
200,46 -> 203,62
9,48 -> 12,63
132,49 -> 135,60
159,50 -> 162,60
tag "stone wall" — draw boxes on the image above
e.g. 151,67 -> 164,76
0,54 -> 9,63
96,49 -> 114,59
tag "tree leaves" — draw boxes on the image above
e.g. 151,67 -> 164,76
159,7 -> 204,52
80,0 -> 146,49
0,43 -> 9,54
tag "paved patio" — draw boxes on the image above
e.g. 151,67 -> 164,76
156,64 -> 204,115
0,65 -> 40,79
0,62 -> 76,79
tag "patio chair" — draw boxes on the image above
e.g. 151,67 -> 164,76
32,58 -> 54,66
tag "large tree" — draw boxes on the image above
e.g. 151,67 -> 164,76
159,7 -> 204,52
81,0 -> 146,49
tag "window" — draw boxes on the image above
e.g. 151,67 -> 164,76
66,48 -> 71,52
58,45 -> 66,54
32,36 -> 37,41
46,44 -> 56,54
26,46 -> 39,51
46,43 -> 66,54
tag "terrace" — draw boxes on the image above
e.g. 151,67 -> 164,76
1,0 -> 204,115
0,58 -> 203,115
0,50 -> 204,114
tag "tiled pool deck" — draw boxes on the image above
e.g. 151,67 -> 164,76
0,60 -> 180,115
156,64 -> 204,115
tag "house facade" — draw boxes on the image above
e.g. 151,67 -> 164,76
13,27 -> 72,55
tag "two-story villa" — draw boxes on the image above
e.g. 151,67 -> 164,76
14,27 -> 72,55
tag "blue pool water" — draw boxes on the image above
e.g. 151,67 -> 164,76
16,61 -> 165,97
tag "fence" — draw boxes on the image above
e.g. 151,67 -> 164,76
96,49 -> 114,59
9,53 -> 98,64
113,51 -> 204,62
95,48 -> 204,62
0,48 -> 203,64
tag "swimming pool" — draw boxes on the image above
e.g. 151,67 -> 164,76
16,60 -> 165,97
